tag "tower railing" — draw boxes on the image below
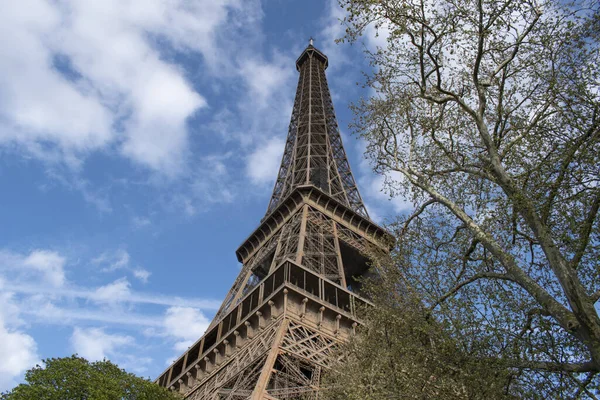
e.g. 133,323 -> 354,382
156,259 -> 370,391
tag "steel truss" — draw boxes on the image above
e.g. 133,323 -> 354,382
266,44 -> 368,219
186,317 -> 342,400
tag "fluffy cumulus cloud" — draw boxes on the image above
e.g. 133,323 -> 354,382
0,0 -> 255,174
132,269 -> 151,284
92,278 -> 132,304
0,0 -> 301,214
246,137 -> 285,186
0,249 -> 66,287
241,58 -> 293,110
0,319 -> 39,391
22,250 -> 67,287
0,0 -> 110,159
320,0 -> 351,68
71,327 -> 134,361
0,288 -> 39,392
163,306 -> 210,352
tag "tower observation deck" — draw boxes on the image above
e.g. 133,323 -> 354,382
156,41 -> 393,399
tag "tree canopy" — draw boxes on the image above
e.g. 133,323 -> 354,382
324,273 -> 511,399
1,355 -> 180,400
331,0 -> 599,396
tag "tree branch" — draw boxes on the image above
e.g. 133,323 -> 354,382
431,272 -> 514,310
572,190 -> 600,269
542,127 -> 599,225
383,162 -> 581,334
510,360 -> 599,374
574,372 -> 599,400
399,199 -> 437,237
489,9 -> 541,81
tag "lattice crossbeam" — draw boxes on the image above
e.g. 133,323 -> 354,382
265,44 -> 368,219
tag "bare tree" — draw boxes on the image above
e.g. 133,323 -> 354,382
339,0 -> 599,396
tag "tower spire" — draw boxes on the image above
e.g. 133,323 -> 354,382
266,41 -> 369,219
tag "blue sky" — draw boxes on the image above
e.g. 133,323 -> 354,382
0,0 -> 410,389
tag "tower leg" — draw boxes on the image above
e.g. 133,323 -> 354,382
251,319 -> 290,399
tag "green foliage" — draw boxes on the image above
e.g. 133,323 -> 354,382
324,270 -> 512,400
1,355 -> 180,400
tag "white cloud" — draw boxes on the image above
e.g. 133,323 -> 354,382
71,327 -> 133,361
364,17 -> 391,51
115,354 -> 154,376
22,302 -> 166,328
241,59 -> 293,109
0,0 -> 309,218
132,268 -> 151,284
321,0 -> 390,63
7,280 -> 221,310
246,137 -> 285,186
0,286 -> 39,392
190,155 -> 236,205
0,245 -> 218,384
1,0 -> 298,214
362,174 -> 413,214
320,0 -> 351,68
353,139 -> 414,220
92,278 -> 131,304
210,52 -> 294,174
92,249 -> 130,272
0,249 -> 66,287
112,252 -> 130,271
0,318 -> 39,392
172,195 -> 199,217
22,250 -> 66,287
167,153 -> 240,217
0,0 -> 262,174
163,306 -> 210,352
92,250 -> 152,283
0,0 -> 112,159
42,172 -> 113,213
0,289 -> 23,328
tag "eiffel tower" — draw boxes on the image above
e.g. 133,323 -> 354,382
156,40 -> 392,399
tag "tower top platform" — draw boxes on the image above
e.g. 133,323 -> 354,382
295,43 -> 328,71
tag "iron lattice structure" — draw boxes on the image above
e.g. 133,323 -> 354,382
156,42 -> 392,399
266,44 -> 368,219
